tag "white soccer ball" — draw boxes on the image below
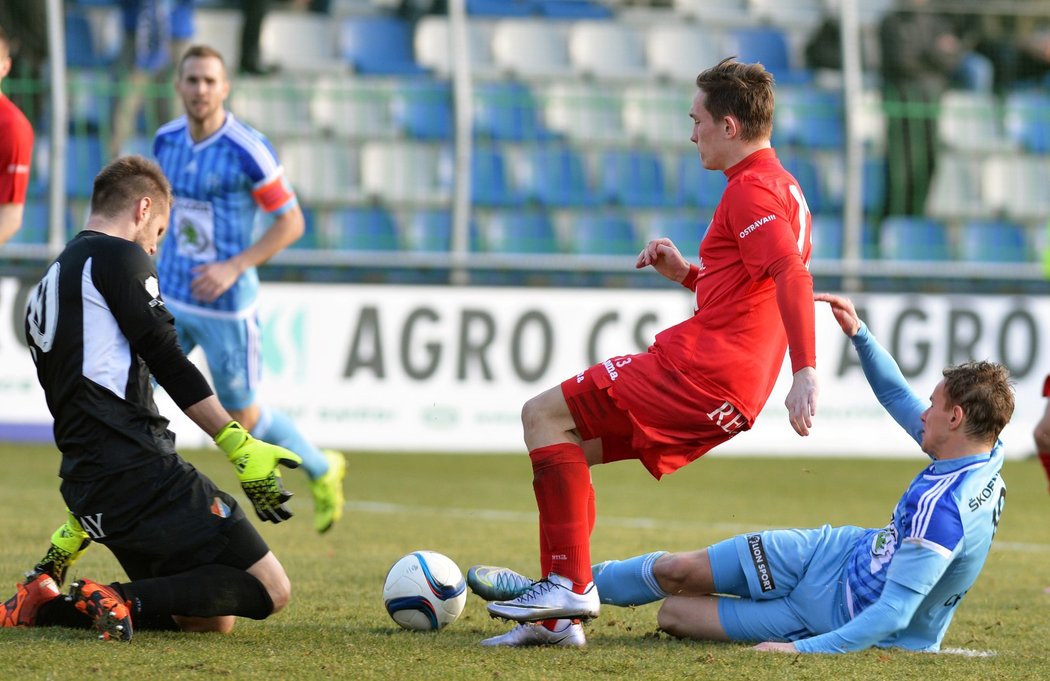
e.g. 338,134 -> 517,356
382,550 -> 467,631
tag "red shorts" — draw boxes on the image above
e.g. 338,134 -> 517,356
561,351 -> 751,479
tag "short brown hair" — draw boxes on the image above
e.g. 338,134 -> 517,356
177,44 -> 228,78
0,25 -> 12,60
90,155 -> 172,218
695,57 -> 775,142
941,361 -> 1015,443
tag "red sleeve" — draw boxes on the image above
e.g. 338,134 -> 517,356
0,101 -> 34,204
722,181 -> 808,282
769,254 -> 816,372
1043,374 -> 1050,398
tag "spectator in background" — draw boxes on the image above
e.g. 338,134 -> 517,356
239,0 -> 275,76
110,0 -> 195,159
879,0 -> 962,217
0,25 -> 33,247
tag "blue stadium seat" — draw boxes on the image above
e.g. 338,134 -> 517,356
473,81 -> 554,141
10,200 -> 50,245
467,0 -> 536,16
862,156 -> 886,215
599,150 -> 669,207
570,213 -> 639,255
65,11 -> 105,68
959,219 -> 1031,263
391,80 -> 453,140
536,0 -> 613,18
646,212 -> 710,249
774,87 -> 844,149
1004,90 -> 1050,153
472,146 -> 520,206
66,135 -> 105,198
811,214 -> 879,259
779,154 -> 825,215
403,210 -> 481,252
339,17 -> 427,75
324,207 -> 400,251
724,26 -> 811,85
879,216 -> 951,261
484,211 -> 559,253
519,145 -> 595,206
676,155 -> 727,209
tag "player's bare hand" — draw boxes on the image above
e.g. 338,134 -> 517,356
785,366 -> 818,436
635,238 -> 690,283
753,641 -> 799,653
814,293 -> 861,337
191,260 -> 242,303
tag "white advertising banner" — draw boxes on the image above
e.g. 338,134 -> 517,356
0,277 -> 1046,458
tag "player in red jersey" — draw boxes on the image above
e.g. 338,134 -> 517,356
1033,375 -> 1050,491
479,58 -> 819,647
0,26 -> 34,246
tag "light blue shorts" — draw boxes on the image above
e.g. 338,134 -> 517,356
174,308 -> 261,411
708,524 -> 865,642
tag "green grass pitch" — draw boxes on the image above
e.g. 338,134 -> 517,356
1,442 -> 1048,680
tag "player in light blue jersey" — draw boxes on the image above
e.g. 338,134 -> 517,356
470,293 -> 1013,651
152,45 -> 345,533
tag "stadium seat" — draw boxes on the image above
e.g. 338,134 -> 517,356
68,70 -> 113,132
403,210 -> 481,252
9,200 -> 51,245
879,216 -> 952,261
644,212 -> 710,249
958,219 -> 1031,263
339,16 -> 427,75
599,149 -> 670,207
773,87 -> 845,149
490,20 -> 571,80
676,154 -> 727,209
671,0 -> 751,27
568,22 -> 647,81
473,81 -> 554,141
310,77 -> 397,140
810,214 -> 879,260
622,83 -> 692,146
280,139 -> 362,205
749,0 -> 824,33
925,152 -> 993,221
471,146 -> 520,206
1004,90 -> 1050,153
724,26 -> 811,85
320,207 -> 400,251
65,11 -> 106,68
981,154 -> 1050,221
361,142 -> 452,204
536,0 -> 613,19
646,26 -> 724,84
483,210 -> 559,253
467,0 -> 536,17
233,75 -> 315,138
569,212 -> 639,256
779,154 -> 825,215
260,11 -> 344,73
193,8 -> 243,68
414,16 -> 498,78
66,135 -> 105,198
542,81 -> 624,144
391,80 -> 453,140
517,144 -> 595,206
937,90 -> 1009,153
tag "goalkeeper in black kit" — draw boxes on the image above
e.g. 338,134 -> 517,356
0,156 -> 302,641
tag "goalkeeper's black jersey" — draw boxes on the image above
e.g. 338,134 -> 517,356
24,231 -> 179,481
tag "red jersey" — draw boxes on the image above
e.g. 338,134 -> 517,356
613,148 -> 815,426
0,94 -> 34,204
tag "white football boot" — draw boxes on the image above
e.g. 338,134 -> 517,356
487,573 -> 600,622
481,619 -> 586,647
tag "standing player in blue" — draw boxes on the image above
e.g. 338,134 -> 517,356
152,44 -> 345,533
470,293 -> 1012,651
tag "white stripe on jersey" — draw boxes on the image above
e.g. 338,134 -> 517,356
225,116 -> 282,181
912,475 -> 954,540
903,536 -> 954,559
81,258 -> 131,400
156,115 -> 187,137
246,313 -> 261,392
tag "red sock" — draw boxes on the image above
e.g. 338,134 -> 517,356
587,482 -> 596,536
1039,453 -> 1050,491
530,443 -> 593,589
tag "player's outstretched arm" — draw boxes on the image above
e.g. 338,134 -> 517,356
814,293 -> 861,337
635,238 -> 691,283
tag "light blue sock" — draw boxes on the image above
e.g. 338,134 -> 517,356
592,551 -> 668,606
251,406 -> 329,480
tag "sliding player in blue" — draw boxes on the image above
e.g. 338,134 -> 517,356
469,293 -> 1013,651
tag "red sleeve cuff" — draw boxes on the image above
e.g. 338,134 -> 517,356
1043,374 -> 1050,397
680,264 -> 700,290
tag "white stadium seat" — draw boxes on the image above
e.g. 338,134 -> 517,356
361,142 -> 452,204
491,20 -> 571,80
646,25 -> 724,84
568,21 -> 647,81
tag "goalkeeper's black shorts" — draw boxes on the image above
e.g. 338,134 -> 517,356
60,453 -> 270,579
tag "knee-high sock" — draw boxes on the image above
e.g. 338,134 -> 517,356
1039,453 -> 1050,490
252,406 -> 328,479
539,481 -> 594,578
119,565 -> 274,620
530,443 -> 592,588
592,552 -> 668,606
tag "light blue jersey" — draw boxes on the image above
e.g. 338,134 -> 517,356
153,112 -> 297,315
796,324 -> 1006,653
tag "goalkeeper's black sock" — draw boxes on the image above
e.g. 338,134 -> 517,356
120,564 -> 274,621
35,597 -> 91,628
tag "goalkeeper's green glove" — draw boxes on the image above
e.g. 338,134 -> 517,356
215,420 -> 303,524
27,509 -> 92,586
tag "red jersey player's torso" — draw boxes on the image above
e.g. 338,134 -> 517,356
0,94 -> 34,204
654,147 -> 813,422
